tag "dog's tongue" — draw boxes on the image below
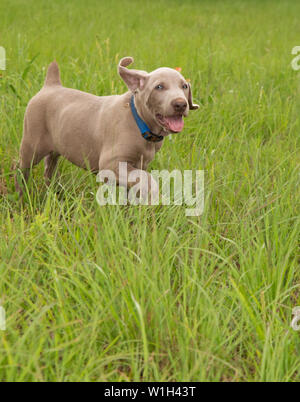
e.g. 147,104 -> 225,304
165,116 -> 184,132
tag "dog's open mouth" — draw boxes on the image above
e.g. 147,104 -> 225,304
156,114 -> 184,133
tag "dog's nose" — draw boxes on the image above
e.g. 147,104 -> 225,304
172,98 -> 187,113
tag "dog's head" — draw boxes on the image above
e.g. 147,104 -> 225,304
118,57 -> 199,135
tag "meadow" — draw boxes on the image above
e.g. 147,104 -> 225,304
0,0 -> 299,381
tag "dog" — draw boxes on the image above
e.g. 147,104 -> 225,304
15,57 -> 199,198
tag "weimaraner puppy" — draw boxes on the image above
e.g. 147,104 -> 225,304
16,57 -> 199,198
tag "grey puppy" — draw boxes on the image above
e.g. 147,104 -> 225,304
16,57 -> 198,197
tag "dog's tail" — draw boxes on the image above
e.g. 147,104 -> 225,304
44,61 -> 62,87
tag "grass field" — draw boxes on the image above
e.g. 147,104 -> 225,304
0,0 -> 299,382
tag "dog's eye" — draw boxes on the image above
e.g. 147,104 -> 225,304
182,83 -> 188,89
155,84 -> 164,90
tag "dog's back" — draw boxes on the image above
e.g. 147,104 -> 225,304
21,62 -> 126,173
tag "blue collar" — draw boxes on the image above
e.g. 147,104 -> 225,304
130,95 -> 163,143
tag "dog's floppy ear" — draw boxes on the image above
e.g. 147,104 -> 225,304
188,83 -> 199,110
118,57 -> 149,92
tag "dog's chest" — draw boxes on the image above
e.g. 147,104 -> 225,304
134,142 -> 157,169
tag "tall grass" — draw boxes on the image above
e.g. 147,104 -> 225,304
0,0 -> 299,381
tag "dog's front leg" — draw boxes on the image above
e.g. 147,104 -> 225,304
116,162 -> 159,205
